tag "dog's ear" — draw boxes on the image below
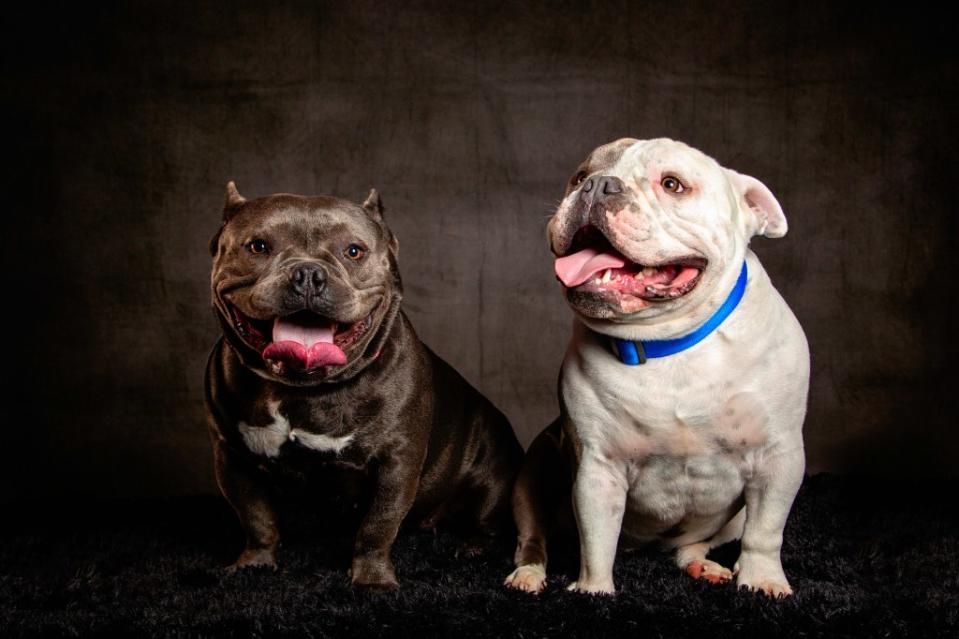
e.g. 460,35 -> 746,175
725,169 -> 787,239
224,180 -> 247,219
362,188 -> 384,222
210,181 -> 248,256
362,188 -> 399,256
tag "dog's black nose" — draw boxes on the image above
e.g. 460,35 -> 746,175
581,175 -> 624,207
596,175 -> 623,196
290,263 -> 327,297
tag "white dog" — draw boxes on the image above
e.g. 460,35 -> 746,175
505,138 -> 808,598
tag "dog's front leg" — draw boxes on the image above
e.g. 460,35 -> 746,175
213,440 -> 280,572
350,452 -> 421,589
568,449 -> 628,594
735,444 -> 805,597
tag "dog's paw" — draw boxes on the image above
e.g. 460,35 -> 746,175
567,579 -> 615,595
737,578 -> 793,598
503,564 -> 547,594
225,548 -> 277,574
685,559 -> 733,584
350,556 -> 399,591
734,553 -> 793,598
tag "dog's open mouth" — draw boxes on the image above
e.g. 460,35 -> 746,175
230,307 -> 373,374
555,225 -> 706,301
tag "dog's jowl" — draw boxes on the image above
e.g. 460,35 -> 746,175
505,138 -> 809,597
205,183 -> 522,589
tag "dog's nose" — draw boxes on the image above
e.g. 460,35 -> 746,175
581,175 -> 624,206
290,263 -> 327,297
596,175 -> 623,196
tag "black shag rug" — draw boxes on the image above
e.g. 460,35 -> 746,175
2,474 -> 957,638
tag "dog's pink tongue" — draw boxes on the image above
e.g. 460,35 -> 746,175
262,316 -> 347,371
555,248 -> 626,288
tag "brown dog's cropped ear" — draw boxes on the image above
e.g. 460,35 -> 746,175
224,180 -> 247,219
725,169 -> 788,239
362,188 -> 384,223
362,188 -> 399,255
210,181 -> 247,256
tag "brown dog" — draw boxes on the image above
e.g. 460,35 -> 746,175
205,183 -> 522,588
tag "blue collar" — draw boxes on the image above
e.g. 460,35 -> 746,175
610,261 -> 748,365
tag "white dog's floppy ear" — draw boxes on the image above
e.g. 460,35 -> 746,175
725,169 -> 788,239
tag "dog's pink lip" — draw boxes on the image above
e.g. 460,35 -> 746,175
555,226 -> 706,302
571,262 -> 705,302
229,305 -> 272,351
263,312 -> 346,372
228,305 -> 373,373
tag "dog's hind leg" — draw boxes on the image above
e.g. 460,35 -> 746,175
504,419 -> 571,595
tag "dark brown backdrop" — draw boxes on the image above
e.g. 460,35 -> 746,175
3,1 -> 957,501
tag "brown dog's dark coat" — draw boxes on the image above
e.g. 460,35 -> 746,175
205,184 -> 522,588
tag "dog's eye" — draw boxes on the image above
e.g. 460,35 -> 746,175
345,244 -> 366,261
571,170 -> 589,187
247,239 -> 270,255
661,175 -> 687,194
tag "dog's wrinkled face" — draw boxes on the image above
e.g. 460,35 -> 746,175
548,137 -> 787,327
210,184 -> 400,385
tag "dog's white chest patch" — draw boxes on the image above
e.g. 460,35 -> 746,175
238,401 -> 354,458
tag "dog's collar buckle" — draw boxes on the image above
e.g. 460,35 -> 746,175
608,260 -> 748,366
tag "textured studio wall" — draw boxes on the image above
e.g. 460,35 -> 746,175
3,1 -> 957,500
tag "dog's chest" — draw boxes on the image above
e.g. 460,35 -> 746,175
573,354 -> 769,462
565,338 -> 772,523
237,393 -> 377,462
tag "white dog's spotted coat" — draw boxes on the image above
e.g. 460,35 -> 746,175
239,401 -> 354,458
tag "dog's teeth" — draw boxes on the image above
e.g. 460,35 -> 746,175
642,267 -> 656,278
595,278 -> 602,285
602,269 -> 612,284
